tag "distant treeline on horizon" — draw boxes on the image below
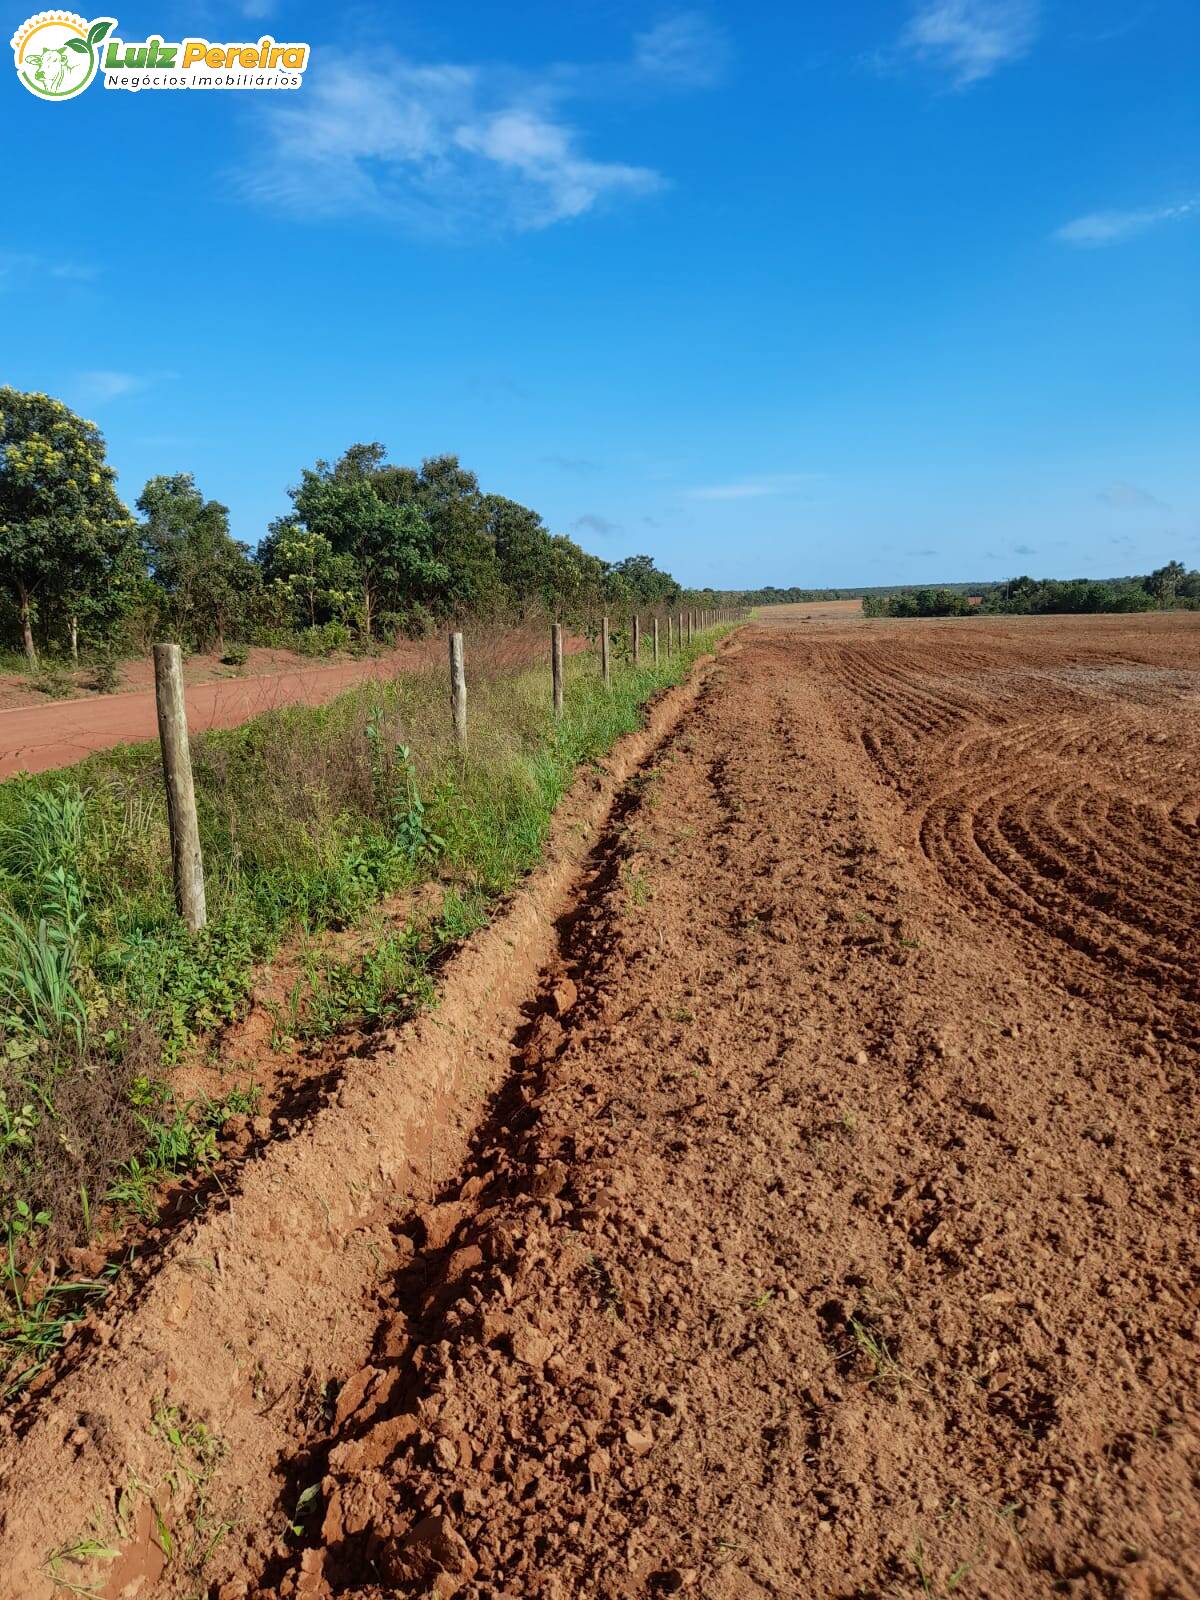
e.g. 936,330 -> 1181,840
684,567 -> 1200,618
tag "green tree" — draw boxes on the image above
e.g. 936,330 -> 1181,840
286,446 -> 450,637
257,521 -> 360,629
608,554 -> 682,608
487,494 -> 553,606
0,388 -> 138,662
137,474 -> 257,651
384,454 -> 504,615
545,534 -> 608,618
1146,560 -> 1187,603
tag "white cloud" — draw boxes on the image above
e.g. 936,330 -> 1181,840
1098,481 -> 1166,511
634,13 -> 728,87
243,52 -> 662,232
686,473 -> 820,502
1055,199 -> 1197,247
454,109 -> 658,222
73,371 -> 151,400
903,0 -> 1039,86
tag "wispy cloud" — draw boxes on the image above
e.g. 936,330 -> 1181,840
573,513 -> 620,537
73,370 -> 152,401
1012,542 -> 1037,556
543,454 -> 602,474
243,41 -> 673,233
0,252 -> 97,288
686,473 -> 819,502
634,13 -> 729,87
902,0 -> 1039,86
1055,199 -> 1198,247
1098,481 -> 1166,510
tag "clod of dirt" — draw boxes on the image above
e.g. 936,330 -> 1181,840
377,1514 -> 477,1595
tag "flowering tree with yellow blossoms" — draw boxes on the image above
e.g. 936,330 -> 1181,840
0,388 -> 137,663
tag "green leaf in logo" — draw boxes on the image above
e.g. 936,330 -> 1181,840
65,37 -> 89,53
86,19 -> 114,46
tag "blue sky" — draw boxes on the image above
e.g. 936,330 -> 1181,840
5,0 -> 1198,588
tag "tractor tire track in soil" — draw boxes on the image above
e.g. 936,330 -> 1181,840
4,615 -> 1199,1600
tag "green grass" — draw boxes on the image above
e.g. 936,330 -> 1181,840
0,622 -> 732,1392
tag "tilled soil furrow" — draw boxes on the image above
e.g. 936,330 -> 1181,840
0,652 -> 729,1600
256,627 -> 1198,1600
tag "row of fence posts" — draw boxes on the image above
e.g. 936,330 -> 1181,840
448,606 -> 741,745
152,609 -> 741,934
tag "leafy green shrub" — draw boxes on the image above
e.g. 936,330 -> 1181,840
296,622 -> 352,657
90,647 -> 121,694
220,644 -> 250,668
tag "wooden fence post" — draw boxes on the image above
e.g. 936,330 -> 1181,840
653,615 -> 660,666
601,615 -> 611,687
153,642 -> 207,932
632,614 -> 641,667
449,630 -> 466,748
552,622 -> 564,719
666,615 -> 673,656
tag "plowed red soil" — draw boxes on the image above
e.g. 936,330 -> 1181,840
2,615 -> 1197,1600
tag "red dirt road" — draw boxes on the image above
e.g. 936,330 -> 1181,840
0,656 -> 422,779
1,615 -> 1197,1600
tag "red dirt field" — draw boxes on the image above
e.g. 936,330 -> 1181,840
0,614 -> 1197,1600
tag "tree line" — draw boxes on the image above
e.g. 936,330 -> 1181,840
0,387 -> 684,664
861,565 -> 1200,619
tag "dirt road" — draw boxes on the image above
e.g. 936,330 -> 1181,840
0,656 -> 419,779
1,615 -> 1197,1599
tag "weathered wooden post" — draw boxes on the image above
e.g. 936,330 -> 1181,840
652,615 -> 660,665
153,642 -> 207,932
551,622 -> 564,719
666,615 -> 672,656
632,614 -> 641,667
601,615 -> 611,687
449,630 -> 466,748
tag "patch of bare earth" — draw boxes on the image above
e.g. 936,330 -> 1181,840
2,617 -> 1197,1600
265,618 -> 1198,1600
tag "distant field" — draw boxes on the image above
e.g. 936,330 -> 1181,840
757,597 -> 865,622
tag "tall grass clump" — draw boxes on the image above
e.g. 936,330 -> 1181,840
0,616 -> 732,1390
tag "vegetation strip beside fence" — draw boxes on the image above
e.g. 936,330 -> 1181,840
0,614 -> 738,1397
